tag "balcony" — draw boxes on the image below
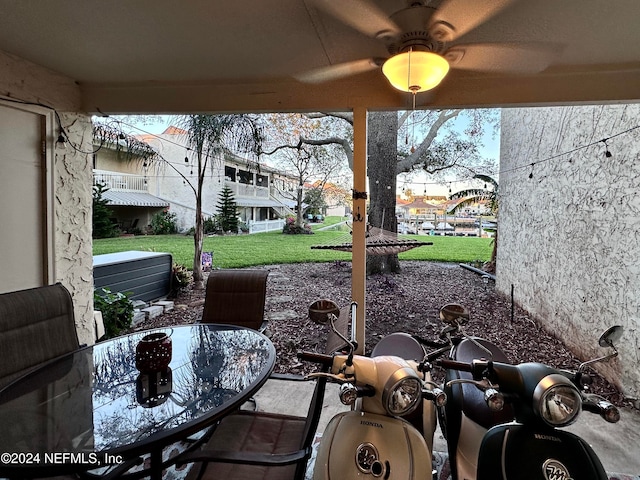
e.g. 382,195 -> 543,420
93,170 -> 168,209
225,180 -> 270,199
93,170 -> 148,192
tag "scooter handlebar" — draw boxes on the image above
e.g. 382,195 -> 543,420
437,358 -> 473,372
298,351 -> 335,368
582,393 -> 621,423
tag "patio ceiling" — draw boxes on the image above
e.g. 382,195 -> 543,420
1,0 -> 640,114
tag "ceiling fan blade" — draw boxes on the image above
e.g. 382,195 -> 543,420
444,43 -> 558,74
295,58 -> 382,83
312,0 -> 401,39
429,0 -> 515,42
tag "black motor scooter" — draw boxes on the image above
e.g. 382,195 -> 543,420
438,303 -> 623,480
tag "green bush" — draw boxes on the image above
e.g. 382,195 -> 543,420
94,287 -> 134,339
170,263 -> 192,297
282,216 -> 313,235
203,216 -> 221,234
151,210 -> 178,235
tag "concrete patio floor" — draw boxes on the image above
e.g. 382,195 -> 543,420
252,378 -> 640,477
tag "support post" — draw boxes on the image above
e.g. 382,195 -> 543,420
351,107 -> 367,354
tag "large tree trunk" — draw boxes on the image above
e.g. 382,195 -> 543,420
367,112 -> 401,274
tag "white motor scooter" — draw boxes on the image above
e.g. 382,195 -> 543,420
300,299 -> 448,480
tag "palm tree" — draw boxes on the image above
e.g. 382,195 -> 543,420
450,174 -> 499,272
176,115 -> 263,289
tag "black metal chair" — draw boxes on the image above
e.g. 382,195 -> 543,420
201,269 -> 269,332
176,372 -> 328,480
0,282 -> 80,390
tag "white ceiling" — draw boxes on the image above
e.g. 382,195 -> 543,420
1,0 -> 639,113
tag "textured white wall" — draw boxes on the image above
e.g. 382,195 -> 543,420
144,135 -> 222,232
498,105 -> 640,402
1,49 -> 95,345
54,113 -> 95,345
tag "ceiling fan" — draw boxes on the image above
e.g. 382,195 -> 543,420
298,0 -> 554,94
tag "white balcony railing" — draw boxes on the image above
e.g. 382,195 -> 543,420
93,170 -> 148,192
226,181 -> 270,199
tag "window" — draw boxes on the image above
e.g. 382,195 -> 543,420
225,166 -> 236,182
238,169 -> 253,185
256,174 -> 268,187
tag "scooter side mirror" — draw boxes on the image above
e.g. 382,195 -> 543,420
578,325 -> 624,373
439,303 -> 470,325
598,325 -> 623,348
309,299 -> 340,325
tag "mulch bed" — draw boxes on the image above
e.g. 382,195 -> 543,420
132,261 -> 630,408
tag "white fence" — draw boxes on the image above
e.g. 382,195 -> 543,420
248,219 -> 285,234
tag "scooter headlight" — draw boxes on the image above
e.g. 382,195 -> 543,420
382,369 -> 422,416
533,374 -> 582,427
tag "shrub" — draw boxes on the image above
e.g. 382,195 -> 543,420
282,216 -> 313,235
203,216 -> 221,234
94,287 -> 134,339
170,263 -> 192,297
151,209 -> 178,235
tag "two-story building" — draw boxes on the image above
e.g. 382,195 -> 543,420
93,124 -> 299,234
92,123 -> 169,234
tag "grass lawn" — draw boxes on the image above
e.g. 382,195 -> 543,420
94,223 -> 493,269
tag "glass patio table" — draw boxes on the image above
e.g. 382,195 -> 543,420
0,323 -> 276,479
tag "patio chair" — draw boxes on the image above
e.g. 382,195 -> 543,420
0,282 -> 80,390
201,269 -> 269,332
176,370 -> 328,480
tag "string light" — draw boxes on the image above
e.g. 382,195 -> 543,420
96,113 -> 640,191
498,123 -> 640,179
56,133 -> 67,150
7,97 -> 633,182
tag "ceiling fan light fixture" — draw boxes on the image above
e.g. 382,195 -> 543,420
382,50 -> 449,93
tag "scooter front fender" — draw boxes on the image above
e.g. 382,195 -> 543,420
478,423 -> 609,480
313,411 -> 433,480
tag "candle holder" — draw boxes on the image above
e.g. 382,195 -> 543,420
135,330 -> 172,372
136,368 -> 173,408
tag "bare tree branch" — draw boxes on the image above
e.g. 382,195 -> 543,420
396,110 -> 460,173
307,112 -> 354,125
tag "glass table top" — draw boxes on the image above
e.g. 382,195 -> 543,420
0,324 -> 275,467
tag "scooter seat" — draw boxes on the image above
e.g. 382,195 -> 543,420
371,333 -> 426,361
448,337 -> 514,429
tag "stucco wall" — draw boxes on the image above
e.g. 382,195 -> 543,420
54,113 -> 95,345
1,49 -> 95,346
497,104 -> 640,402
144,135 -> 221,232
